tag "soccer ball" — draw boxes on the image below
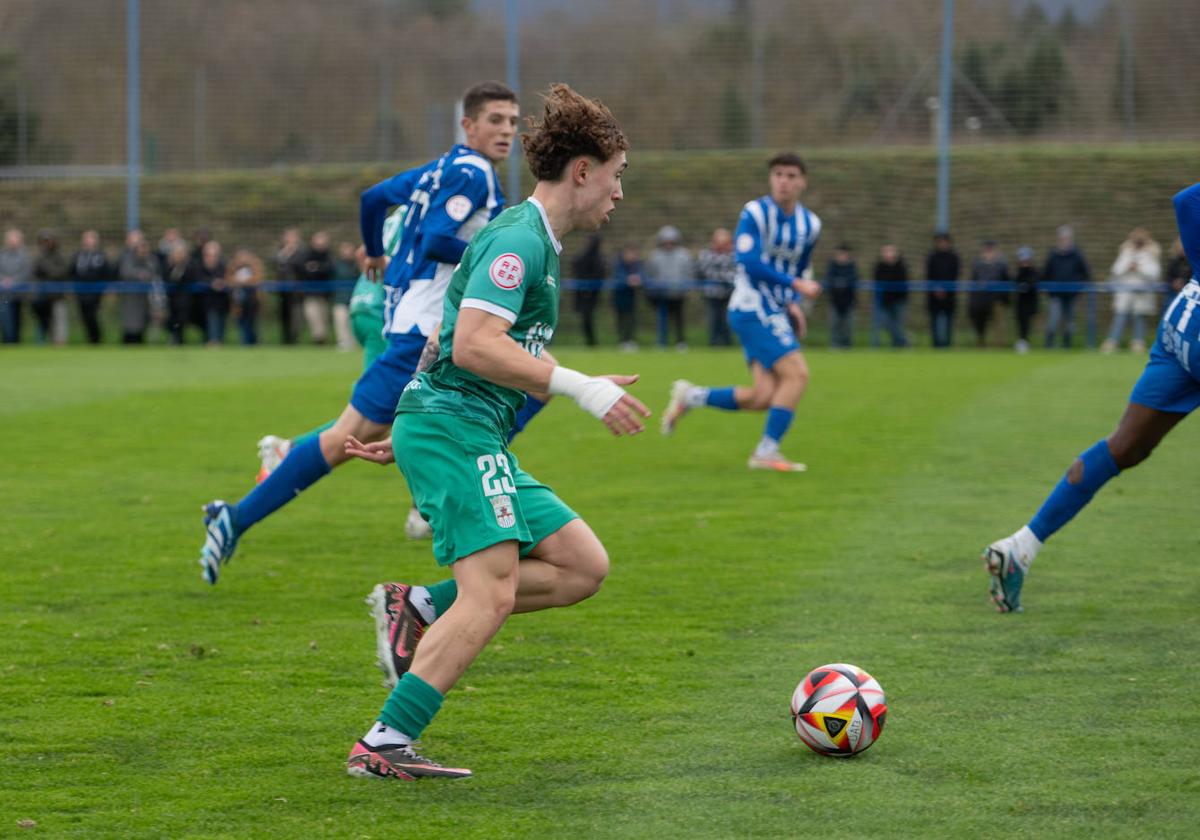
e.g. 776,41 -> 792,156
790,663 -> 887,757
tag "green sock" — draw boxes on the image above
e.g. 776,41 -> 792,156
291,419 -> 336,450
426,579 -> 458,619
379,673 -> 444,739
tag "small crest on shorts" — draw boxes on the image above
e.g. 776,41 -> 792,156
445,194 -> 473,222
491,494 -> 516,528
489,253 -> 524,290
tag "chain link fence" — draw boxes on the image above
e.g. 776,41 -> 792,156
0,0 -> 1196,347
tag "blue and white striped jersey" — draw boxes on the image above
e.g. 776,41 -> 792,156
728,195 -> 822,317
385,144 -> 505,337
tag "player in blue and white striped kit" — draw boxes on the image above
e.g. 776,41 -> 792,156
983,182 -> 1200,612
197,82 -> 522,584
661,152 -> 822,471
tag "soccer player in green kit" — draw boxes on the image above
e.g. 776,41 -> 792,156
344,84 -> 647,780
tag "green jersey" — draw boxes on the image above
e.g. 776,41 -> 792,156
396,198 -> 562,433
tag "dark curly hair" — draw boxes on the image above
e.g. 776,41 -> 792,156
522,84 -> 628,182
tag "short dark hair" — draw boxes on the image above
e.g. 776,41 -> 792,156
462,81 -> 518,119
767,151 -> 807,174
522,83 -> 628,182
835,242 -> 852,252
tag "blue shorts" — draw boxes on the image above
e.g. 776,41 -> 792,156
349,332 -> 428,424
1129,282 -> 1200,415
729,310 -> 800,369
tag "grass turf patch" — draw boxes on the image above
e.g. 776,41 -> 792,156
2,347 -> 1198,838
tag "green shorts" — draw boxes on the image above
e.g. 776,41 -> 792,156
393,411 -> 578,566
352,312 -> 387,371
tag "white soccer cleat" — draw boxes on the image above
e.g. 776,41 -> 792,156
661,379 -> 695,436
255,435 -> 291,484
747,453 -> 807,472
404,506 -> 433,540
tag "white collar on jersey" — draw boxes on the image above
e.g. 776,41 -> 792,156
526,197 -> 563,255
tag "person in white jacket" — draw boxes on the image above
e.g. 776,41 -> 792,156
1101,227 -> 1161,354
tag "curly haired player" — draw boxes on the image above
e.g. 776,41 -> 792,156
344,84 -> 648,780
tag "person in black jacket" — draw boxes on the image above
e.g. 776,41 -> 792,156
192,240 -> 228,346
824,243 -> 859,348
1042,225 -> 1090,348
571,233 -> 605,346
871,243 -> 909,348
968,240 -> 1009,348
32,230 -> 70,345
925,232 -> 960,348
299,230 -> 334,345
1013,246 -> 1040,353
72,229 -> 109,344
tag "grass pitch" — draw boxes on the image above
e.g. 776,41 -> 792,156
3,346 -> 1199,838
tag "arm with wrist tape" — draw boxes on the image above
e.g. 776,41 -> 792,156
548,366 -> 626,420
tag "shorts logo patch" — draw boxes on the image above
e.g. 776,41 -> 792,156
491,494 -> 516,529
736,233 -> 755,253
489,254 -> 524,290
445,194 -> 473,223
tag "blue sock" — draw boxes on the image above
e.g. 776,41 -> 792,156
508,395 -> 547,444
705,387 -> 738,410
1028,439 -> 1120,542
764,407 -> 794,444
234,437 -> 331,532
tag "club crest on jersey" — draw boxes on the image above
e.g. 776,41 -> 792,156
445,194 -> 473,223
489,253 -> 524,290
736,233 -> 755,253
491,494 -> 516,529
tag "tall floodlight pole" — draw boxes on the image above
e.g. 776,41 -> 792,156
127,0 -> 141,232
935,0 -> 954,234
505,0 -> 521,203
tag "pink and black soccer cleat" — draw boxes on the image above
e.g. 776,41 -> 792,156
346,740 -> 471,780
365,583 -> 430,689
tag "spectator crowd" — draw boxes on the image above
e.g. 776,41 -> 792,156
0,225 -> 362,348
0,221 -> 1192,350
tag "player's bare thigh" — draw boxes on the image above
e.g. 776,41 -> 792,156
318,404 -> 392,466
515,518 -> 609,610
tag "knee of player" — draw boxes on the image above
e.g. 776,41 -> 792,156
478,585 -> 518,622
1107,437 -> 1155,470
746,391 -> 773,411
573,543 -> 610,600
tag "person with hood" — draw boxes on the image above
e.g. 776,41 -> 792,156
1101,227 -> 1161,354
644,225 -> 693,349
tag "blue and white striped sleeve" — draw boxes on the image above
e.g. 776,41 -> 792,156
735,202 -> 793,289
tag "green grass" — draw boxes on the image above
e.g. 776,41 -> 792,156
3,346 -> 1199,838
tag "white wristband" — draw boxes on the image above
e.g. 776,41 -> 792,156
548,366 -> 625,420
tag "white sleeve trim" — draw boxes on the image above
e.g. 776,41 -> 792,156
461,297 -> 518,325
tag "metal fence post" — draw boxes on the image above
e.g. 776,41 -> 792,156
935,0 -> 954,234
126,0 -> 140,232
